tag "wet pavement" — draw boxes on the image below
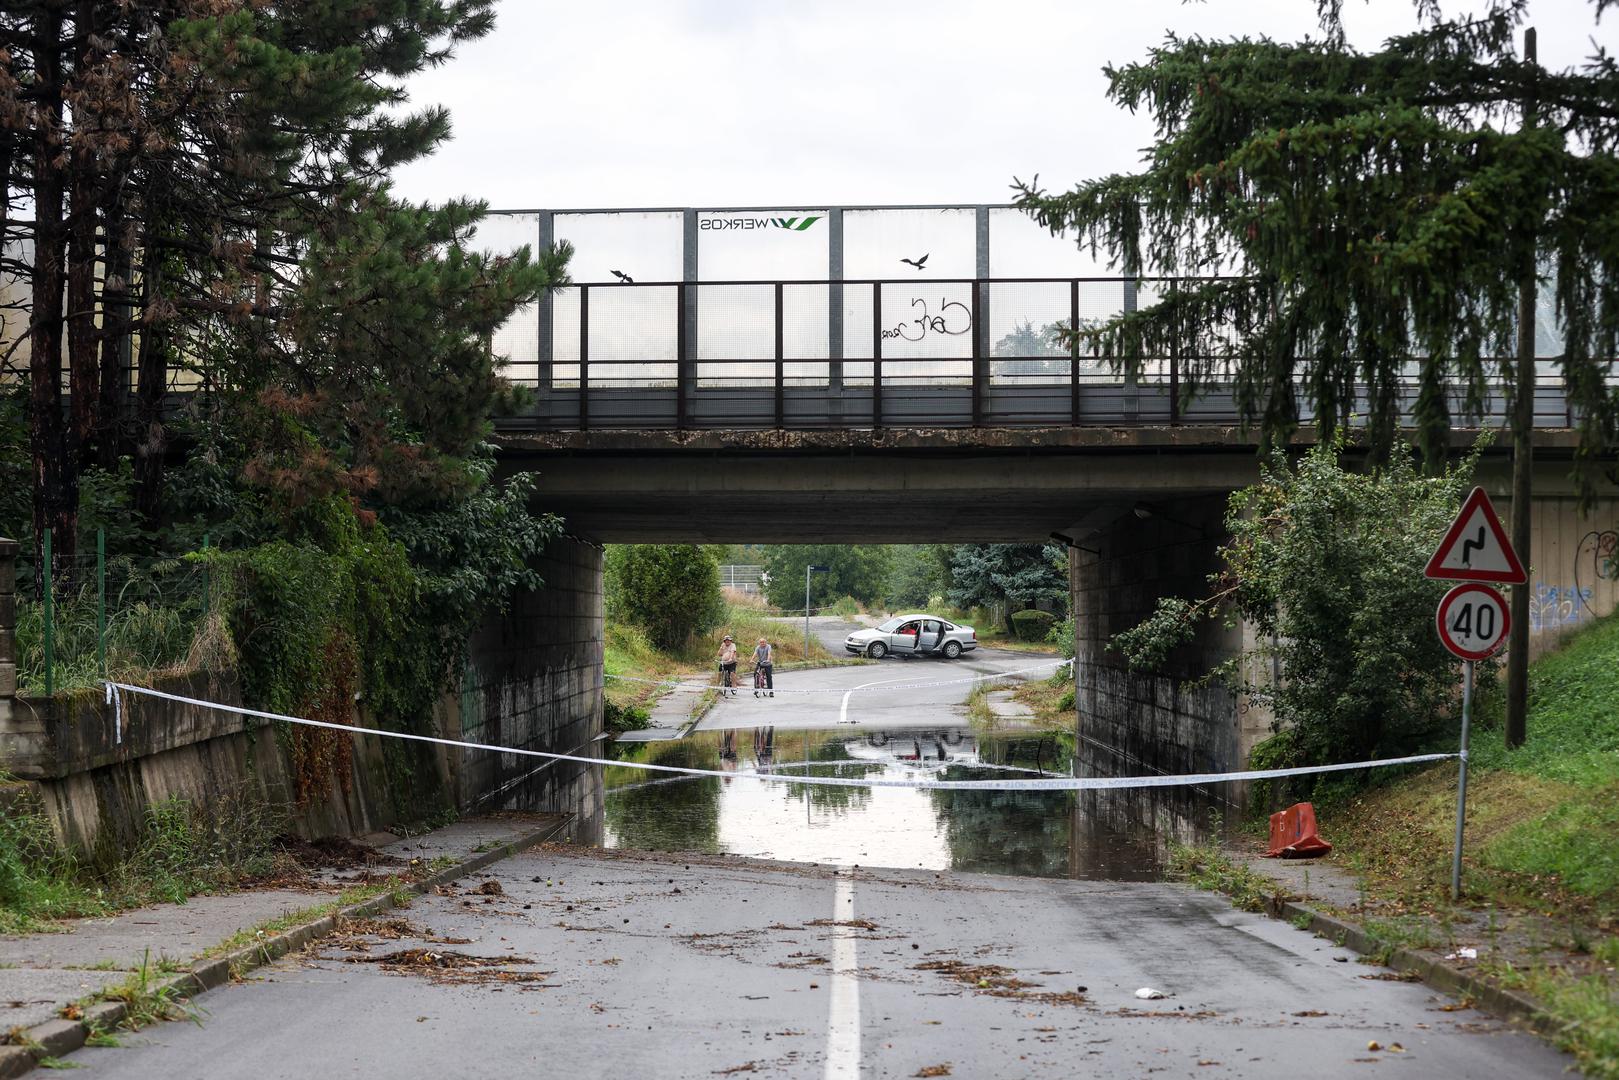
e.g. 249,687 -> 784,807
70,848 -> 1573,1079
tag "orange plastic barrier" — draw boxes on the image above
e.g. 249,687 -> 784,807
1264,801 -> 1333,859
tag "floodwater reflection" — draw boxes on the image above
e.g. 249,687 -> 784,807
604,726 -> 1181,881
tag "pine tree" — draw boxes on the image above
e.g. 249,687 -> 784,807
2,1 -> 564,571
1016,0 -> 1619,746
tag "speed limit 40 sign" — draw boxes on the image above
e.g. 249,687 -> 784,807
1436,583 -> 1510,661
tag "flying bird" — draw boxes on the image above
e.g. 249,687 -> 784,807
610,269 -> 634,283
900,254 -> 929,271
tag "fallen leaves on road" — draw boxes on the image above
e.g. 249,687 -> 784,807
913,960 -> 1087,1008
345,948 -> 556,989
713,1063 -> 758,1075
1292,1009 -> 1330,1017
913,1065 -> 952,1077
473,880 -> 505,896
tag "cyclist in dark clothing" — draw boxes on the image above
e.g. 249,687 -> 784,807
752,638 -> 774,697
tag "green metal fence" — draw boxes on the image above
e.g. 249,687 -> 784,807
16,528 -> 215,697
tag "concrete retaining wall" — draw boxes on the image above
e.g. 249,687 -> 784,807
458,534 -> 606,844
0,534 -> 605,856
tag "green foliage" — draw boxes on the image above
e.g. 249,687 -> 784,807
1009,609 -> 1058,642
0,793 -> 99,933
13,556 -> 214,696
759,545 -> 894,610
1166,843 -> 1281,913
1015,3 -> 1619,474
0,784 -> 282,933
605,545 -> 723,652
885,545 -> 950,610
1470,607 -> 1619,785
1048,614 -> 1076,659
948,545 -> 1067,631
828,596 -> 863,619
603,699 -> 652,737
1119,439 -> 1483,780
109,793 -> 282,905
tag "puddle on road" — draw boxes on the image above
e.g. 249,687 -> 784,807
603,726 -> 1204,881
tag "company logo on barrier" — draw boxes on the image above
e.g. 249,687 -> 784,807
700,215 -> 822,232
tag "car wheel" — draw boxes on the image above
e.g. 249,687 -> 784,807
867,641 -> 888,659
941,640 -> 962,659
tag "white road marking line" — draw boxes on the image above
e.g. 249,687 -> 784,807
838,671 -> 931,725
824,871 -> 861,1080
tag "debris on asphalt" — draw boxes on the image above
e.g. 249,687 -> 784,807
1445,947 -> 1478,961
1135,987 -> 1167,1000
913,1065 -> 953,1077
474,880 -> 505,896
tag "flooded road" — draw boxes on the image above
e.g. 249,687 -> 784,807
605,724 -> 1178,881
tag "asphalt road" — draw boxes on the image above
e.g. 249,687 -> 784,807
73,847 -> 1570,1080
704,616 -> 1062,733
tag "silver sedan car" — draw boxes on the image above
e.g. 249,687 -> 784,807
844,614 -> 978,660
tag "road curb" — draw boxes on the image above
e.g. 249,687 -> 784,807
1259,894 -> 1555,1036
0,817 -> 571,1079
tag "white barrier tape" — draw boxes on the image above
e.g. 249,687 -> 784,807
106,681 -> 1453,793
605,658 -> 1073,696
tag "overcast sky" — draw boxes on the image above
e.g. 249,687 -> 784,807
392,0 -> 1612,212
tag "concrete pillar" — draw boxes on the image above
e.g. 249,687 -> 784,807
1068,544 -> 1101,763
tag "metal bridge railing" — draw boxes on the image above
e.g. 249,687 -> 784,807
492,277 -> 1580,432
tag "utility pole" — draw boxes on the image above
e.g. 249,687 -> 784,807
1505,26 -> 1538,750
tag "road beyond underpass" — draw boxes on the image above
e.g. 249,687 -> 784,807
72,846 -> 1570,1080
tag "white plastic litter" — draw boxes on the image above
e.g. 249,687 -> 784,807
1134,988 -> 1167,1000
1445,948 -> 1478,961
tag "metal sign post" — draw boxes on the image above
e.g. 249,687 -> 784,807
1452,660 -> 1474,900
1434,578 -> 1514,900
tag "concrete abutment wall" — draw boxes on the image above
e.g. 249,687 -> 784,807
0,535 -> 605,856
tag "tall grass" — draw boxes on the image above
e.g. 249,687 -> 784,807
0,782 -> 284,933
14,556 -> 217,696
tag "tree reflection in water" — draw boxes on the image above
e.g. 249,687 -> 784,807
605,735 -> 724,853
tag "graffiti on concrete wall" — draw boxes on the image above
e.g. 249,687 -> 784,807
1574,530 -> 1619,619
1529,582 -> 1595,633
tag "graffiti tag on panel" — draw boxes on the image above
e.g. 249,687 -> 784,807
881,297 -> 972,343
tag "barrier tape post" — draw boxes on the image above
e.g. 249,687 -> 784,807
1451,659 -> 1474,900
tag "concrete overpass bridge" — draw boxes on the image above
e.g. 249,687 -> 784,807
469,205 -> 1610,824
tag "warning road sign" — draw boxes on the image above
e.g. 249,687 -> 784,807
1436,583 -> 1511,661
1424,487 -> 1527,585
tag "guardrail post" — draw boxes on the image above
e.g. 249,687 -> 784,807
828,208 -> 844,396
537,211 -> 554,392
1069,279 -> 1081,427
1169,279 -> 1180,424
1121,278 -> 1140,423
677,281 -> 690,429
971,281 -> 984,427
872,282 -> 883,430
0,536 -> 16,726
976,206 -> 991,428
774,282 -> 785,428
578,284 -> 590,431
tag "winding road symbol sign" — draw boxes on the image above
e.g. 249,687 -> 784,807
1436,583 -> 1511,661
1424,487 -> 1527,584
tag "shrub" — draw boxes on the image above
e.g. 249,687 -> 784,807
605,545 -> 723,651
1010,608 -> 1057,641
603,699 -> 652,736
829,595 -> 862,619
1047,614 -> 1076,658
1114,436 -> 1485,781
